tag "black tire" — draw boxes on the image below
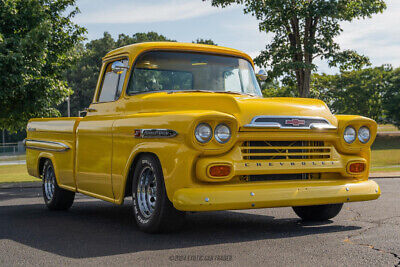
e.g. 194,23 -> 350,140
292,203 -> 343,221
42,159 -> 75,210
132,154 -> 185,233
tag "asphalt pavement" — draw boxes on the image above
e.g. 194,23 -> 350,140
0,178 -> 399,266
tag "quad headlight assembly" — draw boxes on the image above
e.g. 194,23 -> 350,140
194,123 -> 232,144
343,125 -> 371,144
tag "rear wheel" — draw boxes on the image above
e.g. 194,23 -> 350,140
42,159 -> 75,210
292,203 -> 343,221
132,154 -> 185,233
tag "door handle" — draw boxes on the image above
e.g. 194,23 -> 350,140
85,108 -> 97,113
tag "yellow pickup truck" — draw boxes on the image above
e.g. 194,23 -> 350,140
25,42 -> 380,233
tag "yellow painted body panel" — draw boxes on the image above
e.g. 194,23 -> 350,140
173,179 -> 380,211
26,118 -> 81,191
25,42 -> 380,209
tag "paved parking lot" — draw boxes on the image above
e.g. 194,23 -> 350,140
0,179 -> 399,266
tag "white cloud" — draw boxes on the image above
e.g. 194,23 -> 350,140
75,0 -> 400,71
334,0 -> 400,68
74,0 -> 238,24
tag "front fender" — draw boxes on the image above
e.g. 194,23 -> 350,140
112,110 -> 237,204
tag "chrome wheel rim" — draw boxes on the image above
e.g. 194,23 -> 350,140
137,166 -> 157,218
44,165 -> 55,200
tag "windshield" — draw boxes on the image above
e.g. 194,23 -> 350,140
126,51 -> 262,96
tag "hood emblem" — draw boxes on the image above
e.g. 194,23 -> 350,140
285,119 -> 305,127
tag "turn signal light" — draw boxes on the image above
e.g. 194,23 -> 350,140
209,165 -> 231,177
349,162 -> 365,173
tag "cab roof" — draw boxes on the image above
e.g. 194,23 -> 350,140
103,42 -> 254,67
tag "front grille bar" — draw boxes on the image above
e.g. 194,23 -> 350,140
241,141 -> 332,160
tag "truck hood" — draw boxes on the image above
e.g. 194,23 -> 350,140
134,92 -> 337,127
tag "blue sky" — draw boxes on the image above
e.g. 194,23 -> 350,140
73,0 -> 400,73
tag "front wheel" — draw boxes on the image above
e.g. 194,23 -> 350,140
292,203 -> 343,221
132,154 -> 185,233
42,159 -> 75,210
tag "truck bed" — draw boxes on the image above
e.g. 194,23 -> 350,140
25,117 -> 82,191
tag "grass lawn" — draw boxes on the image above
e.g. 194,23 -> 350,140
370,166 -> 400,172
0,154 -> 26,162
0,164 -> 39,183
377,124 -> 399,132
371,135 -> 400,172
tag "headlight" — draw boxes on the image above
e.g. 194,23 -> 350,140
358,126 -> 371,143
214,124 -> 231,144
344,126 -> 356,144
195,123 -> 212,143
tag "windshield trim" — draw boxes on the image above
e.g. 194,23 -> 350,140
125,49 -> 260,97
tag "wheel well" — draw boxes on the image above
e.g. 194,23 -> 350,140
38,157 -> 49,178
124,152 -> 159,198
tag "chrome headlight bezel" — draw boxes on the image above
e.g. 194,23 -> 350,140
214,124 -> 231,144
344,126 -> 357,144
358,126 -> 371,144
195,123 -> 213,143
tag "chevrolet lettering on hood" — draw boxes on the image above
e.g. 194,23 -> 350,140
24,42 -> 380,233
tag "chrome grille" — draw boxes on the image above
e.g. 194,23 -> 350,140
241,141 -> 331,160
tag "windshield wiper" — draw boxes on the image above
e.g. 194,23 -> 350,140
167,90 -> 212,94
167,90 -> 254,96
217,91 -> 254,96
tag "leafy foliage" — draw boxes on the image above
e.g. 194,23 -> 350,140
193,38 -> 218,45
0,0 -> 85,132
383,68 -> 400,128
311,66 -> 391,122
260,80 -> 297,98
204,0 -> 386,97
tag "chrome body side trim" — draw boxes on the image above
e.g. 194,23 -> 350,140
23,139 -> 70,152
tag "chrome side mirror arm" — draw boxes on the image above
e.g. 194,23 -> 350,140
111,61 -> 129,74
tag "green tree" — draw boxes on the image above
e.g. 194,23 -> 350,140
260,79 -> 297,98
0,0 -> 85,132
204,0 -> 386,97
193,38 -> 218,45
383,67 -> 400,128
61,32 -> 174,116
311,66 -> 391,122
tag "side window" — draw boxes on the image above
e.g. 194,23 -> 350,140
97,59 -> 128,102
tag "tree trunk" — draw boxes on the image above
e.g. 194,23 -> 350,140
297,69 -> 311,98
301,69 -> 311,98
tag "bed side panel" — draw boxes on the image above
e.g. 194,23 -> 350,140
26,118 -> 81,191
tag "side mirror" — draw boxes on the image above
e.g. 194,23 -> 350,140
111,61 -> 128,74
256,69 -> 268,81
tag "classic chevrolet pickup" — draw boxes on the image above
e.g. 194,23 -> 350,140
25,42 -> 380,233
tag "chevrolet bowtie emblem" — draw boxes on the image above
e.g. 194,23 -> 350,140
285,119 -> 306,127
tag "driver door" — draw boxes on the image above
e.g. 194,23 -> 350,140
75,58 -> 128,200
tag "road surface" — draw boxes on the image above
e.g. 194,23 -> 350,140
0,179 -> 399,266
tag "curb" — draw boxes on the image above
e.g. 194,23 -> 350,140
370,176 -> 400,179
